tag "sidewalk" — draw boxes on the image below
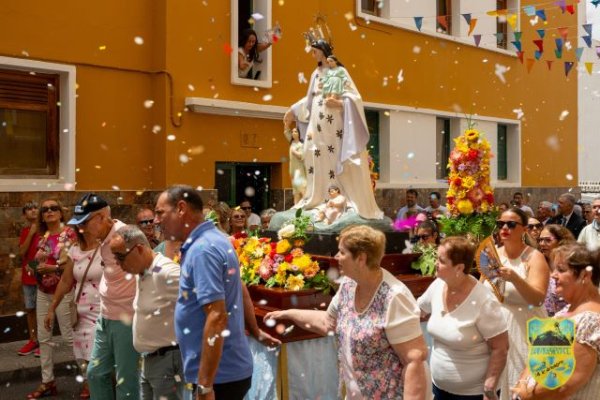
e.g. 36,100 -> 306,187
0,339 -> 77,384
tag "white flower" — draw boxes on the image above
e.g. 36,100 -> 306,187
278,224 -> 295,240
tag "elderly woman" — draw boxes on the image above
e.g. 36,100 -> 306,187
418,236 -> 508,399
491,208 -> 549,399
265,225 -> 430,399
228,208 -> 247,235
537,224 -> 575,316
513,243 -> 600,399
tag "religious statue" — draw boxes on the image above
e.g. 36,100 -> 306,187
286,127 -> 307,204
315,185 -> 347,225
282,32 -> 383,222
319,55 -> 347,100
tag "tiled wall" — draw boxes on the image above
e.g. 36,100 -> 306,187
0,186 -> 578,316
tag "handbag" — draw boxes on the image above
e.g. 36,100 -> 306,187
71,246 -> 100,328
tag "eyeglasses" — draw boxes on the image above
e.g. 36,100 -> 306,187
137,219 -> 154,227
113,244 -> 139,263
240,206 -> 252,210
537,237 -> 555,244
495,220 -> 523,230
78,212 -> 101,227
416,234 -> 432,241
527,223 -> 543,230
41,205 -> 61,213
232,215 -> 245,220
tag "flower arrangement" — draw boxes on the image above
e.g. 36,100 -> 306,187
439,123 -> 498,239
236,210 -> 332,293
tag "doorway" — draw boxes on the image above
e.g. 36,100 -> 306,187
215,162 -> 271,211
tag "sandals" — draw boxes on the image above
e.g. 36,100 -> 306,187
27,381 -> 57,399
79,381 -> 90,399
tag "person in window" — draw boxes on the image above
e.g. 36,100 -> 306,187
238,28 -> 271,79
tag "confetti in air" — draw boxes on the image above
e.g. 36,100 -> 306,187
559,110 -> 569,121
494,64 -> 509,84
134,36 -> 144,45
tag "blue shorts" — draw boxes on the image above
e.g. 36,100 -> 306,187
22,284 -> 37,310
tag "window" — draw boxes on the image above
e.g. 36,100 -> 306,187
436,117 -> 451,180
436,0 -> 452,35
361,0 -> 382,17
215,162 -> 271,210
364,109 -> 380,177
496,0 -> 508,49
0,69 -> 59,177
231,0 -> 273,88
497,124 -> 508,180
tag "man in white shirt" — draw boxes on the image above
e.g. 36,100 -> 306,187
240,199 -> 260,231
109,224 -> 183,400
578,197 -> 600,251
396,189 -> 424,220
424,191 -> 448,217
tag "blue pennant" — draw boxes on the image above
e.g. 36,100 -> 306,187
534,50 -> 543,60
512,41 -> 522,52
536,29 -> 545,39
583,35 -> 592,48
583,24 -> 593,35
414,17 -> 423,31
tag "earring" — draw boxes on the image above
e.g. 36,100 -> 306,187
522,233 -> 527,244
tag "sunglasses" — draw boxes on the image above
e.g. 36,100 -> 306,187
137,219 -> 154,227
113,244 -> 139,263
416,234 -> 431,241
240,206 -> 252,210
527,223 -> 543,230
41,205 -> 61,213
495,220 -> 523,230
232,215 -> 245,219
537,237 -> 555,244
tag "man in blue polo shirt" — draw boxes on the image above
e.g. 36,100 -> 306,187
154,185 -> 252,400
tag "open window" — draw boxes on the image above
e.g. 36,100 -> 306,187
231,0 -> 273,88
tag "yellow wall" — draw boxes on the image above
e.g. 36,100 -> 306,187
0,0 -> 578,189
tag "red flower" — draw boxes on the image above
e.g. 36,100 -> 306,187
447,196 -> 455,205
233,232 -> 248,239
453,178 -> 462,186
485,193 -> 495,204
284,254 -> 294,263
467,149 -> 479,161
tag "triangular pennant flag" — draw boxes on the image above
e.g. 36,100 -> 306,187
507,14 -> 518,30
512,41 -> 522,52
536,10 -> 547,21
555,49 -> 563,59
526,58 -> 536,73
566,4 -> 575,14
593,0 -> 600,7
468,19 -> 478,36
556,0 -> 567,13
474,34 -> 482,47
585,62 -> 594,75
596,46 -> 600,58
583,24 -> 593,35
558,27 -> 569,42
461,13 -> 472,25
546,60 -> 553,70
534,50 -> 543,60
517,51 -> 525,63
414,17 -> 423,31
576,47 -> 584,61
564,61 -> 574,77
583,35 -> 592,48
486,10 -> 499,17
533,39 -> 544,52
523,5 -> 536,16
514,31 -> 523,42
536,29 -> 545,39
555,38 -> 564,51
436,15 -> 449,31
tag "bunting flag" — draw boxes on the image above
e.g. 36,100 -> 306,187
534,40 -> 544,52
414,17 -> 423,31
535,50 -> 543,60
593,0 -> 600,7
547,60 -> 554,70
523,5 -> 536,16
576,47 -> 584,61
512,41 -> 523,52
536,29 -> 545,39
507,14 -> 518,30
556,0 -> 567,13
583,35 -> 592,48
536,10 -> 547,21
564,61 -> 574,77
566,4 -> 575,14
585,62 -> 594,75
558,27 -> 569,42
583,24 -> 593,35
526,58 -> 536,73
437,15 -> 449,31
555,49 -> 563,59
461,13 -> 472,25
474,34 -> 482,47
517,51 -> 525,63
555,38 -> 564,52
468,19 -> 478,36
514,31 -> 523,42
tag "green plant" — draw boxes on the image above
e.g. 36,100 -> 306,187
438,210 -> 499,241
411,243 -> 437,276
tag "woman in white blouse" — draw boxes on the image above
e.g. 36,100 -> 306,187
418,236 -> 509,400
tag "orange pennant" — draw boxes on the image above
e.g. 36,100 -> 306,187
526,58 -> 535,73
546,60 -> 553,70
468,19 -> 478,36
585,62 -> 594,75
517,51 -> 525,63
558,27 -> 569,42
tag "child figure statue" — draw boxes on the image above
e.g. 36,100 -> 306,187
315,185 -> 347,225
319,55 -> 347,100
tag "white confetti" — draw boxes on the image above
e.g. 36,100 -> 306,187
251,12 -> 264,21
494,63 -> 510,84
152,125 -> 162,134
167,134 -> 176,141
397,69 -> 404,84
412,46 -> 421,54
512,108 -> 524,119
134,36 -> 144,45
221,329 -> 231,338
112,185 -> 120,191
144,100 -> 154,109
559,110 -> 569,121
76,375 -> 84,383
187,84 -> 195,91
546,135 -> 560,151
265,318 -> 276,328
407,152 -> 415,159
245,187 -> 256,197
16,311 -> 25,317
262,94 -> 273,102
179,154 -> 190,163
565,173 -> 573,181
298,72 -> 307,84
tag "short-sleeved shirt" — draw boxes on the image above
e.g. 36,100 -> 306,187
99,220 -> 136,320
175,221 -> 252,385
418,277 -> 508,395
133,253 -> 180,354
327,269 -> 423,399
35,227 -> 78,294
396,205 -> 424,220
19,226 -> 39,286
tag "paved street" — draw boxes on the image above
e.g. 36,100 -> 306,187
2,374 -> 82,398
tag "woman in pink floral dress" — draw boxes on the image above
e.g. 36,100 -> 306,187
265,225 -> 431,399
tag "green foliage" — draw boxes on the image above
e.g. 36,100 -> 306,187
282,209 -> 313,242
411,243 -> 438,276
439,210 -> 499,241
305,271 -> 334,294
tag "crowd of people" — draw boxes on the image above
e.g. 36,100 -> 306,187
14,187 -> 600,400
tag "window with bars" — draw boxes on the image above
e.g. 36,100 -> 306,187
0,69 -> 59,177
497,124 -> 508,180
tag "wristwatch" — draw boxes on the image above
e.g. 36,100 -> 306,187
195,384 -> 213,396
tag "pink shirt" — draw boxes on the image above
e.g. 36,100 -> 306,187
99,220 -> 136,320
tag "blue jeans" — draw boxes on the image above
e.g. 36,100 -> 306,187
87,317 -> 140,400
140,348 -> 184,400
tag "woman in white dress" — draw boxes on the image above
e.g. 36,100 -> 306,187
284,39 -> 383,220
45,225 -> 102,399
491,207 -> 549,399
